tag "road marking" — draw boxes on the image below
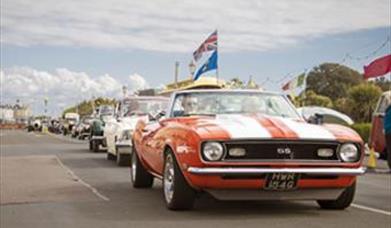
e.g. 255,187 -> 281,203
55,156 -> 110,201
352,203 -> 391,216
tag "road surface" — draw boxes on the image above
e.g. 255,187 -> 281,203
1,130 -> 390,228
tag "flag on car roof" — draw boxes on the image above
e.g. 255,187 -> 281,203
282,73 -> 306,91
363,54 -> 391,79
193,30 -> 218,62
193,50 -> 218,81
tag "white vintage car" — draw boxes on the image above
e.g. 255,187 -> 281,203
104,96 -> 169,166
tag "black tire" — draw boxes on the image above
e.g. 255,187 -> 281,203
107,152 -> 116,160
92,140 -> 100,153
89,140 -> 93,151
116,151 -> 131,166
317,181 -> 356,210
131,147 -> 154,188
163,150 -> 196,210
387,150 -> 391,169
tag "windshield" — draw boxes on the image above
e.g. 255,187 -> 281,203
171,92 -> 300,119
123,99 -> 168,117
99,106 -> 114,116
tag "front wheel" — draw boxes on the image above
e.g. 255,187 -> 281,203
131,147 -> 154,188
116,150 -> 131,166
317,181 -> 356,210
163,150 -> 196,210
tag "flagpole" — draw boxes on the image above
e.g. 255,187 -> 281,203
216,29 -> 219,85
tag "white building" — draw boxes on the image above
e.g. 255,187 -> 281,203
0,105 -> 15,123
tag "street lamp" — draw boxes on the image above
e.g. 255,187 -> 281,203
189,60 -> 196,78
122,85 -> 128,98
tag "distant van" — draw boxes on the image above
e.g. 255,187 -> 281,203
369,91 -> 391,160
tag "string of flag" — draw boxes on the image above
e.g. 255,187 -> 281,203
277,36 -> 390,93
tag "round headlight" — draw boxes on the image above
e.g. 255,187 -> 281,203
203,142 -> 224,161
338,143 -> 359,162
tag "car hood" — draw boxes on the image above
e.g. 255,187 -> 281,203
175,114 -> 362,142
120,116 -> 148,130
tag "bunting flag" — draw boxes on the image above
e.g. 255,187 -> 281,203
193,50 -> 218,81
282,73 -> 306,91
364,54 -> 391,79
193,30 -> 218,62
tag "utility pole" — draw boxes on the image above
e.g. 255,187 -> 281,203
175,61 -> 179,88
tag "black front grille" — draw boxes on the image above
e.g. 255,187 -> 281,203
223,141 -> 340,161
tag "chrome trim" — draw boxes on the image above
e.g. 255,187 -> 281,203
91,135 -> 105,140
206,188 -> 345,201
187,167 -> 366,176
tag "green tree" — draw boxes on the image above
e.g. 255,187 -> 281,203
306,63 -> 363,100
227,78 -> 245,89
63,97 -> 117,118
296,90 -> 333,108
343,83 -> 382,122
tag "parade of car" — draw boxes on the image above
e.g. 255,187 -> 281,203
104,96 -> 169,166
131,89 -> 365,210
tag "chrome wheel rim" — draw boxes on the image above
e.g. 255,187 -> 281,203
131,153 -> 136,183
164,154 -> 174,203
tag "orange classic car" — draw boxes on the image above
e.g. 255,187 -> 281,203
131,90 -> 366,210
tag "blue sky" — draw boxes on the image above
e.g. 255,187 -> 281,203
1,0 -> 390,115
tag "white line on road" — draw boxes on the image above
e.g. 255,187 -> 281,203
55,156 -> 110,201
352,203 -> 391,216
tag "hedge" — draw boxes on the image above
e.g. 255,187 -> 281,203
350,123 -> 371,143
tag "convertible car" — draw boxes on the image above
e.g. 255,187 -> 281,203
132,90 -> 365,210
104,96 -> 168,166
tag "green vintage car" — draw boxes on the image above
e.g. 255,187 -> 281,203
89,105 -> 115,152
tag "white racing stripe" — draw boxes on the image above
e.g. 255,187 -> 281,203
278,117 -> 336,140
214,114 -> 271,139
351,203 -> 391,216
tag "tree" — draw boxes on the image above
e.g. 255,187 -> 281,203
62,97 -> 117,118
342,83 -> 382,122
306,63 -> 363,101
227,78 -> 245,89
296,90 -> 333,108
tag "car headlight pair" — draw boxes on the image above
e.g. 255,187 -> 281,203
338,143 -> 360,162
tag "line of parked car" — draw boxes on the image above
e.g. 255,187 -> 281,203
28,89 -> 390,211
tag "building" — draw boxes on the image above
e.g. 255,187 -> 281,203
13,104 -> 32,124
0,105 -> 15,123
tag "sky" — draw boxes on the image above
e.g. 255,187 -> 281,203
1,0 -> 390,116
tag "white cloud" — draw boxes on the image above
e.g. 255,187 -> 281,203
1,0 -> 389,52
1,67 -> 149,115
128,74 -> 149,91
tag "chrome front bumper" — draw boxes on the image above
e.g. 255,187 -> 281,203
187,167 -> 366,176
115,141 -> 132,154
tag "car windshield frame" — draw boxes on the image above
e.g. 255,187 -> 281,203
122,98 -> 168,117
168,90 -> 302,120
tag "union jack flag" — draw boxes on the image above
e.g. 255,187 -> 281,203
193,30 -> 218,62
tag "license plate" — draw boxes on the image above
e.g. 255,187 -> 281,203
263,173 -> 300,191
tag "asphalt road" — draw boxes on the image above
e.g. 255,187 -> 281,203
1,130 -> 390,228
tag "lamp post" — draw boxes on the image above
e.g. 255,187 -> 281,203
122,85 -> 128,98
189,60 -> 196,79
